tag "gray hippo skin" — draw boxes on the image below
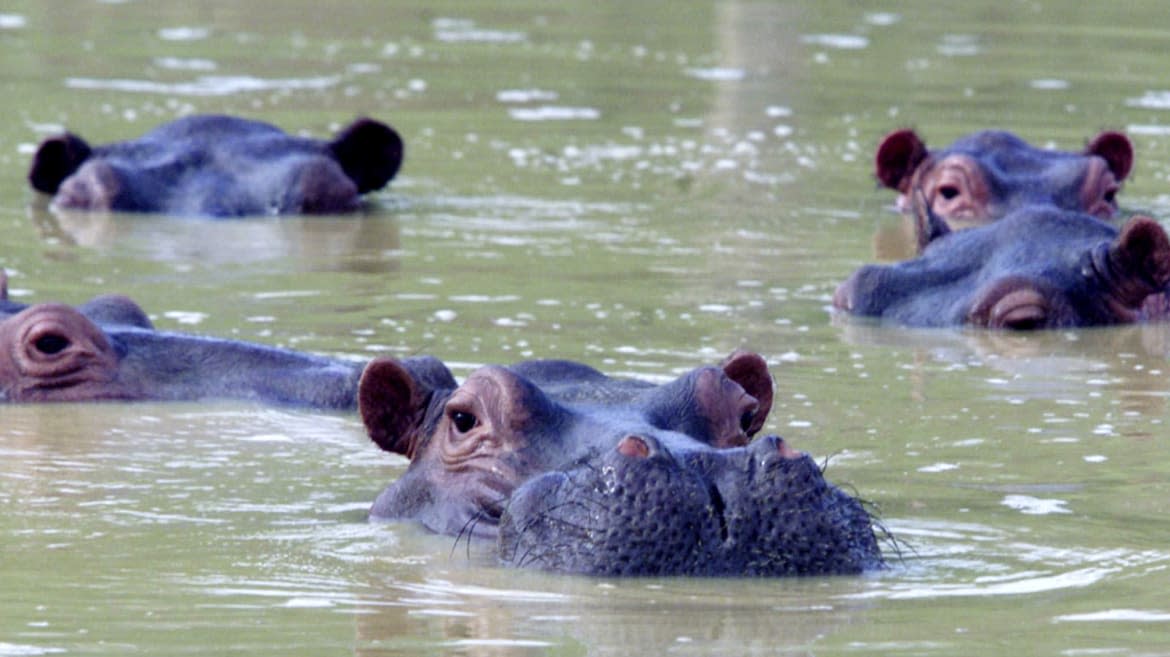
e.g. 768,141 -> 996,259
0,274 -> 379,408
876,128 -> 1132,249
358,351 -> 884,576
28,114 -> 403,217
835,205 -> 1170,329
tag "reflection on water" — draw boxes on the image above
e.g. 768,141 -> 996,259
5,0 -> 1170,656
28,201 -> 403,273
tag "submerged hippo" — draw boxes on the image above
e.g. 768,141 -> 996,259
835,204 -> 1170,329
27,114 -> 403,217
358,351 -> 884,576
0,273 -> 366,407
875,128 -> 1133,249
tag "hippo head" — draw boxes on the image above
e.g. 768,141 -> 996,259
0,282 -> 361,407
359,352 -> 884,576
28,115 -> 404,217
834,207 -> 1170,329
875,129 -> 1133,249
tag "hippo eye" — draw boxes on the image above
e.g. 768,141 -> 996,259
937,185 -> 961,200
449,409 -> 478,433
1103,188 -> 1117,204
34,333 -> 71,355
739,410 -> 755,433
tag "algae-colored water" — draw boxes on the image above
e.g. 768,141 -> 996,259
4,2 -> 1170,655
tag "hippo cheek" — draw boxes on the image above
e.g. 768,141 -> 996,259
54,161 -> 123,211
0,304 -> 123,402
371,465 -> 506,538
831,274 -> 858,312
284,159 -> 361,214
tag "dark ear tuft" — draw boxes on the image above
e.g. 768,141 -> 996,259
28,133 -> 92,194
330,118 -> 404,194
875,129 -> 928,191
720,350 -> 773,436
359,357 -> 427,458
1086,131 -> 1133,181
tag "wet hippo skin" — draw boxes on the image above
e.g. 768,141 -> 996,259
358,351 -> 884,576
28,114 -> 404,217
835,205 -> 1170,329
0,274 -> 374,407
875,128 -> 1133,249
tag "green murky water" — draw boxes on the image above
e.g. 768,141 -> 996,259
4,1 -> 1170,655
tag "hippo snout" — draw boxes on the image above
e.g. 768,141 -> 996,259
498,434 -> 883,577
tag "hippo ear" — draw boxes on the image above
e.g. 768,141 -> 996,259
1086,131 -> 1133,181
720,350 -> 773,436
329,118 -> 404,194
1111,216 -> 1170,302
875,129 -> 928,192
359,356 -> 454,459
28,133 -> 92,194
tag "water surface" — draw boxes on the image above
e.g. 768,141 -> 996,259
4,1 -> 1170,655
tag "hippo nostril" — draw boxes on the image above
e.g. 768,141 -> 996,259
616,435 -> 650,459
34,333 -> 71,355
707,483 -> 729,543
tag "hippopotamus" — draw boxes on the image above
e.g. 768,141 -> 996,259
875,128 -> 1133,249
358,351 -> 884,576
0,272 -> 366,407
834,204 -> 1170,329
27,114 -> 403,217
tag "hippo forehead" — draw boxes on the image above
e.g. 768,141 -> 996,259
453,362 -> 740,453
943,130 -> 1094,188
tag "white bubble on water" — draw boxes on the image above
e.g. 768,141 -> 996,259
1001,494 -> 1071,515
158,26 -> 210,41
0,14 -> 27,29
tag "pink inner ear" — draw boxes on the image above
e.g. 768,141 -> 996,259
358,357 -> 422,458
875,129 -> 928,191
1086,131 -> 1133,181
719,351 -> 773,434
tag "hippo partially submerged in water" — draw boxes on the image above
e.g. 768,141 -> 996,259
876,128 -> 1133,249
835,204 -> 1170,329
27,114 -> 403,217
358,352 -> 884,576
0,273 -> 365,407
